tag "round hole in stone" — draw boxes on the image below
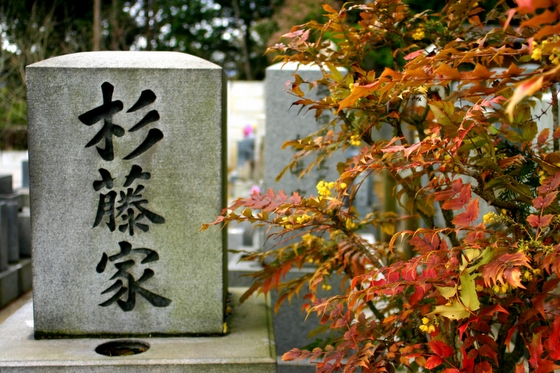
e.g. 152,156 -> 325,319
95,340 -> 150,357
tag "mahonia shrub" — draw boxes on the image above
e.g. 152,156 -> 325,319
204,0 -> 560,372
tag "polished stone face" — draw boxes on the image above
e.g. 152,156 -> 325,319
27,52 -> 227,337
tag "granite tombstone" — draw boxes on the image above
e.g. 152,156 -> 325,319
26,51 -> 228,338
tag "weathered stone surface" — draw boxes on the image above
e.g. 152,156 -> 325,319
0,265 -> 19,308
0,175 -> 13,194
17,209 -> 30,258
0,288 -> 276,373
264,63 -> 345,196
16,258 -> 32,293
21,161 -> 29,189
5,201 -> 19,263
26,51 -> 227,337
0,202 -> 8,272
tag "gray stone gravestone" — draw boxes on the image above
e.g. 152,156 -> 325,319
264,62 -> 345,196
0,175 -> 12,194
0,202 -> 8,272
18,208 -> 30,257
27,51 -> 228,338
21,160 -> 29,188
5,201 -> 19,263
261,63 -> 350,371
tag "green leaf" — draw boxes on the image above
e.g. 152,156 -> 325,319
467,247 -> 495,273
429,301 -> 470,320
435,285 -> 457,299
459,272 -> 481,311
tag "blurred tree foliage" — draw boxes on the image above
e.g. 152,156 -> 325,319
0,0 -> 475,149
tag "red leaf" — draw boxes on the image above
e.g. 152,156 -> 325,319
410,285 -> 426,306
528,331 -> 544,368
442,183 -> 472,210
428,340 -> 454,358
546,317 -> 560,359
479,344 -> 499,365
405,49 -> 424,61
535,360 -> 560,373
425,355 -> 444,370
461,347 -> 475,373
538,171 -> 560,194
505,327 -> 518,352
434,179 -> 463,202
533,191 -> 558,209
452,198 -> 479,227
527,214 -> 553,228
474,361 -> 492,373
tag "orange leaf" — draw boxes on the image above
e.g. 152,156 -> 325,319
521,9 -> 558,28
452,198 -> 479,227
507,62 -> 525,77
469,64 -> 494,80
322,3 -> 338,13
504,267 -> 525,289
282,348 -> 301,361
516,0 -> 554,14
506,76 -> 544,120
534,23 -> 560,40
435,64 -> 462,80
538,128 -> 550,145
336,82 -> 377,112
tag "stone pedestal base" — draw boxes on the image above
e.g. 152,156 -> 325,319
0,288 -> 276,372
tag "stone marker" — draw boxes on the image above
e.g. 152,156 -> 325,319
0,175 -> 12,194
264,62 -> 345,196
18,208 -> 30,257
0,203 -> 8,272
21,160 -> 29,188
4,201 -> 19,263
27,51 -> 227,337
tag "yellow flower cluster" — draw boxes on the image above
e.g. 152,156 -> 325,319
281,214 -> 312,229
493,283 -> 509,294
419,317 -> 436,333
412,28 -> 425,41
280,216 -> 293,229
296,214 -> 311,225
349,135 -> 361,147
302,233 -> 325,247
321,283 -> 332,291
532,37 -> 560,65
345,218 -> 357,230
539,170 -> 547,185
523,268 -> 542,282
317,180 -> 336,197
482,211 -> 499,225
